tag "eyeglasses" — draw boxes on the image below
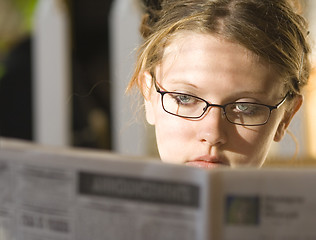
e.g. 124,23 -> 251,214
154,81 -> 289,126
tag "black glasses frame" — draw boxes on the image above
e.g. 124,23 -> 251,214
154,81 -> 289,126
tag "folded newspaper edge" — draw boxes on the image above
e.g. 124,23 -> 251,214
0,137 -> 315,240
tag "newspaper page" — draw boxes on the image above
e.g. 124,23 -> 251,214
0,138 -> 211,240
212,168 -> 316,240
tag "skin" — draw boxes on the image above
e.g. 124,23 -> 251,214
143,32 -> 302,168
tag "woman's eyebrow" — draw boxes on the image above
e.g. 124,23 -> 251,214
163,78 -> 199,89
234,91 -> 267,96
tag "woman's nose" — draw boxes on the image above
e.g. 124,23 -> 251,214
197,107 -> 227,146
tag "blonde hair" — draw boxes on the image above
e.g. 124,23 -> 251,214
128,0 -> 311,99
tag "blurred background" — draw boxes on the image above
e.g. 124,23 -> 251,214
0,0 -> 315,164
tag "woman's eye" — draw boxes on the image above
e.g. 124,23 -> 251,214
168,93 -> 197,105
233,103 -> 261,115
177,94 -> 192,104
236,103 -> 250,112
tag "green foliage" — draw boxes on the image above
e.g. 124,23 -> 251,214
11,0 -> 38,31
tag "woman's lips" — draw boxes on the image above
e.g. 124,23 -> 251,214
185,155 -> 229,169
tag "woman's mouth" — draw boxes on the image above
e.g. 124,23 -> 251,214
185,155 -> 229,169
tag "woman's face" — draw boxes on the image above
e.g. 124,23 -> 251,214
144,33 -> 301,168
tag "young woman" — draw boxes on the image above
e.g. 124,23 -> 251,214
128,0 -> 311,168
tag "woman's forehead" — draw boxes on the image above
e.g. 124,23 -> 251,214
159,32 -> 273,76
162,31 -> 262,65
155,32 -> 285,97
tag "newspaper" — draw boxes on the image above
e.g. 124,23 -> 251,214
0,138 -> 315,240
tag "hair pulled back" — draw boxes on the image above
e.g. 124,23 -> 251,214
129,0 -> 311,97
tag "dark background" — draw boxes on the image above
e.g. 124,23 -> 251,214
0,0 -> 114,149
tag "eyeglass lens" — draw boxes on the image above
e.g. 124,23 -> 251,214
161,92 -> 271,126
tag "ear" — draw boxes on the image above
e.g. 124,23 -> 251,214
274,95 -> 303,142
143,71 -> 156,125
